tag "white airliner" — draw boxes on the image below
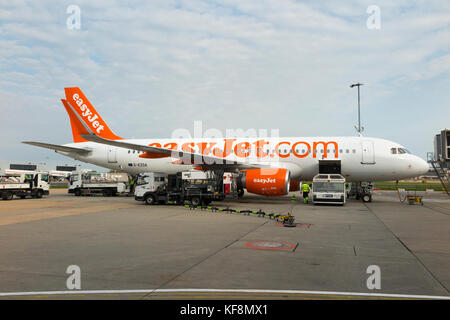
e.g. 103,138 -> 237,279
23,87 -> 429,196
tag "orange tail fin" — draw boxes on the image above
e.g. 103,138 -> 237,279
64,87 -> 122,140
62,99 -> 89,143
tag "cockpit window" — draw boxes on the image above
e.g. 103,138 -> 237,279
391,147 -> 411,155
399,148 -> 411,154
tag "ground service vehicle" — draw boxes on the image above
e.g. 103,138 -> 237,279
134,171 -> 237,206
311,174 -> 346,205
68,170 -> 130,196
0,172 -> 50,200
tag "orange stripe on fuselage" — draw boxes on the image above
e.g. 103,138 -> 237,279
136,140 -> 340,159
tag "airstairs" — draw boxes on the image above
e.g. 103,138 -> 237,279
427,152 -> 450,196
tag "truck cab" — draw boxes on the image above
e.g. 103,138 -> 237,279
134,172 -> 168,202
0,172 -> 49,200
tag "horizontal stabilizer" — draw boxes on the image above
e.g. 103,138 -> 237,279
22,141 -> 91,155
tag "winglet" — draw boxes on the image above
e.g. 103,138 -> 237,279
64,87 -> 122,140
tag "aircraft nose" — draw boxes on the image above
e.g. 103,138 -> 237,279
413,157 -> 429,176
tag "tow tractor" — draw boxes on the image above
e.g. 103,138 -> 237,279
311,174 -> 346,205
68,170 -> 130,196
134,170 -> 238,206
0,172 -> 50,200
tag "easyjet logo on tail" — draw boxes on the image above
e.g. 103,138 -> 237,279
64,88 -> 122,140
72,93 -> 104,134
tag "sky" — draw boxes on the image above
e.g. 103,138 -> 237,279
0,0 -> 449,165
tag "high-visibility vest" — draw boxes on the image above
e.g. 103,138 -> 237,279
302,184 -> 310,192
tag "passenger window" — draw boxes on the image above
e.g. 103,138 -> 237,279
352,149 -> 356,153
346,149 -> 349,153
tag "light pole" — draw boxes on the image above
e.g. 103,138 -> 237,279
350,83 -> 364,135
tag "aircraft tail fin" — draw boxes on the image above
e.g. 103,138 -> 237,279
63,87 -> 122,141
61,99 -> 89,143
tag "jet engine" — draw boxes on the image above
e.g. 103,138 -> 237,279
239,168 -> 290,196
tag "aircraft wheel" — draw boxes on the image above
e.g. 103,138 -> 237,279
237,189 -> 244,198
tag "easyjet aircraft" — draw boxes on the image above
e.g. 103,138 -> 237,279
23,87 -> 429,196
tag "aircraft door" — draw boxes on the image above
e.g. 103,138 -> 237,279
361,140 -> 375,164
107,148 -> 117,163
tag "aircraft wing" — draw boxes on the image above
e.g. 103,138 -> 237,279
22,141 -> 91,155
80,133 -> 260,170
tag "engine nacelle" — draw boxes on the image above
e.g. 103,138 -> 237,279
240,168 -> 290,196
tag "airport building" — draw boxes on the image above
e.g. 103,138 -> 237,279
0,160 -> 102,179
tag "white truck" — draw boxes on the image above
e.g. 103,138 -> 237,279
311,174 -> 346,205
0,172 -> 50,200
68,170 -> 130,196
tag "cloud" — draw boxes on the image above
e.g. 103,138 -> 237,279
0,0 -> 449,162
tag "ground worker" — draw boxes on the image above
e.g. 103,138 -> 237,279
302,183 -> 310,204
129,176 -> 135,195
291,194 -> 296,202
